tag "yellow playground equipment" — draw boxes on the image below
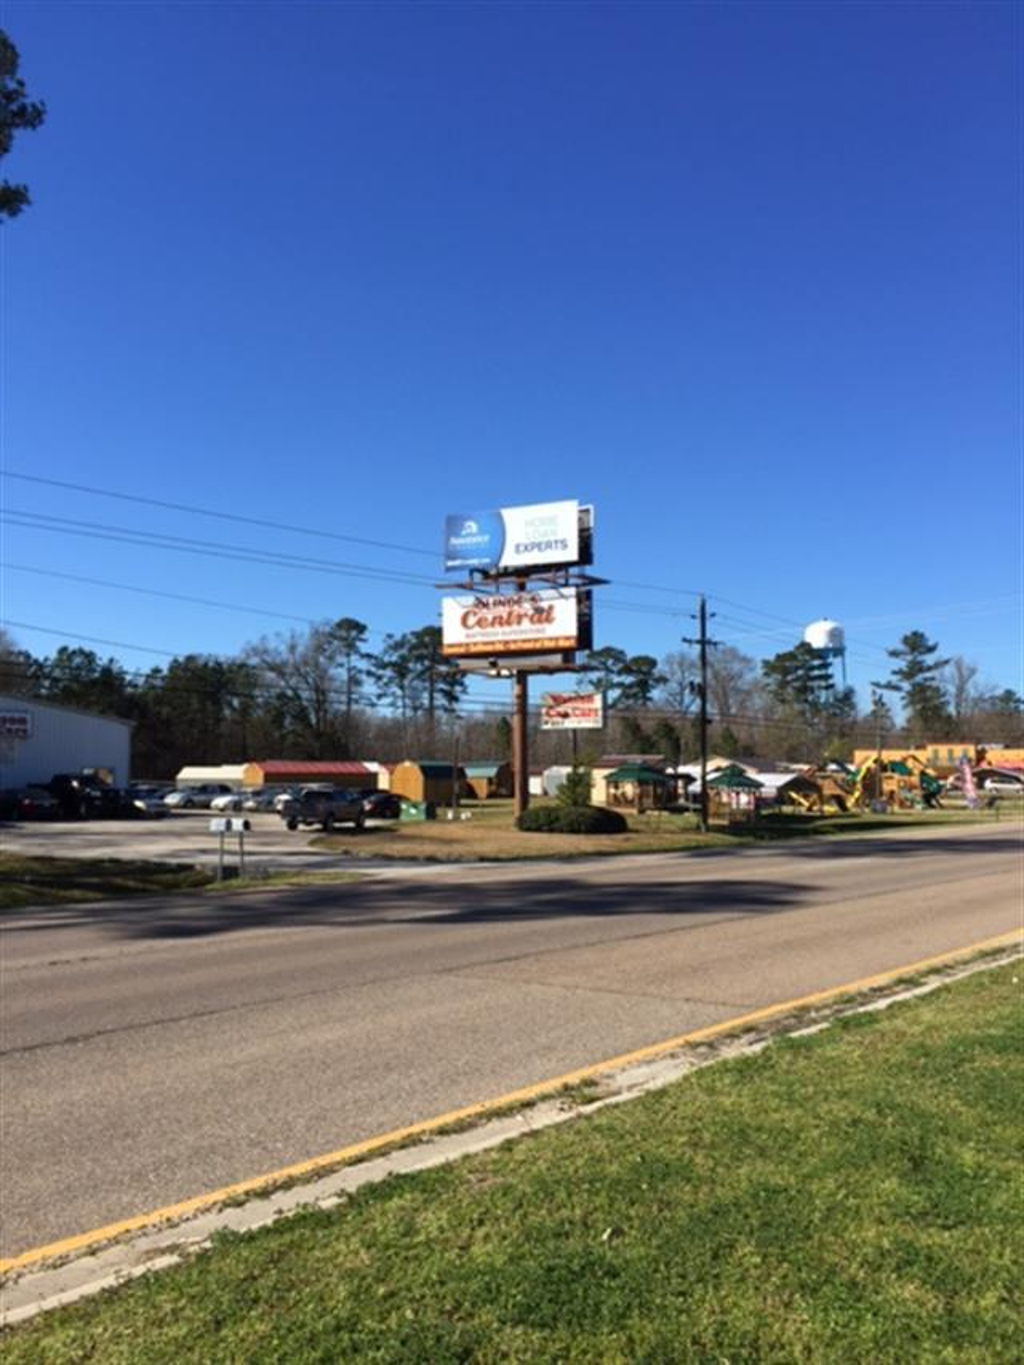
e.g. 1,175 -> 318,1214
848,754 -> 944,811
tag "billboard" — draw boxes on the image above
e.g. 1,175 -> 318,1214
444,500 -> 585,572
442,589 -> 584,658
540,691 -> 605,730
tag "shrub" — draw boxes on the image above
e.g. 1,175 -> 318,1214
557,765 -> 593,808
516,805 -> 628,835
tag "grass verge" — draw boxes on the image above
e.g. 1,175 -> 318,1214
4,962 -> 1020,1361
0,856 -> 366,910
313,801 -> 1011,861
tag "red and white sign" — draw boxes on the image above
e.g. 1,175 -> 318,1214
442,590 -> 580,658
540,691 -> 605,730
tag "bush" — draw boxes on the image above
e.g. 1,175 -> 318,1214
516,805 -> 628,835
557,765 -> 593,808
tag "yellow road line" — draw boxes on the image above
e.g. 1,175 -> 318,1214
3,928 -> 1020,1275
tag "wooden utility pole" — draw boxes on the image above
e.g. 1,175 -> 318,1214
512,669 -> 530,818
684,595 -> 715,833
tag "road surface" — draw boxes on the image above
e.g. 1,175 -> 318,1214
1,824 -> 1019,1259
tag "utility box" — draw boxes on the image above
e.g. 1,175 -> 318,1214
399,800 -> 436,822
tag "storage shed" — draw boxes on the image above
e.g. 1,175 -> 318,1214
389,761 -> 467,804
462,761 -> 513,800
0,694 -> 132,790
244,760 -> 378,791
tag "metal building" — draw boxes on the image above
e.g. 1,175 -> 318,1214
0,694 -> 132,790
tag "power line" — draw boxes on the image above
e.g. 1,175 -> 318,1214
1,470 -> 439,560
2,510 -> 439,588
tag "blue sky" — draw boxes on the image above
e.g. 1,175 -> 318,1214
1,0 -> 1020,711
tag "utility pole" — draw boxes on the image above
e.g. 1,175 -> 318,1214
512,669 -> 529,819
684,595 -> 716,833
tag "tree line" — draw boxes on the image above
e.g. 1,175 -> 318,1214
0,624 -> 1019,779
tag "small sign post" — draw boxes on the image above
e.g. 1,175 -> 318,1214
209,817 -> 251,880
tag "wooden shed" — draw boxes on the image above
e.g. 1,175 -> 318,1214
462,762 -> 513,800
245,760 -> 377,791
389,761 -> 468,805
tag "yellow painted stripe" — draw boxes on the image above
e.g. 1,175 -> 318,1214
3,928 -> 1019,1276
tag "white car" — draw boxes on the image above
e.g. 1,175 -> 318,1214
209,791 -> 249,812
983,776 -> 1024,795
163,784 -> 234,810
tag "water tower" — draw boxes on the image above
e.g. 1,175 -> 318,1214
803,619 -> 847,691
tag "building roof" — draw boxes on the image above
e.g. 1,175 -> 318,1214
255,760 -> 373,776
396,761 -> 464,778
463,762 -> 508,777
595,754 -> 668,770
605,764 -> 673,784
706,765 -> 764,790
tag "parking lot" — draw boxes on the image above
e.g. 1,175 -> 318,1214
0,809 -> 377,871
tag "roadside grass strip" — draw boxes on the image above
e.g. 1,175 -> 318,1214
0,855 -> 214,909
3,958 -> 1021,1361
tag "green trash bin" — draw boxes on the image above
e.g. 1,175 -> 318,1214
399,799 -> 437,822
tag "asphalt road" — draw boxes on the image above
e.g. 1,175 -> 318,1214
1,824 -> 1019,1259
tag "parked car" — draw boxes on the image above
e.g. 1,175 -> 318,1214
163,784 -> 234,810
361,791 -> 402,820
983,776 -> 1024,794
48,773 -> 130,819
278,786 -> 366,832
242,787 -> 288,811
210,791 -> 249,812
6,786 -> 61,820
128,785 -> 171,818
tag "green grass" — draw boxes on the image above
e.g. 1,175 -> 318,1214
0,856 -> 368,910
5,962 -> 1020,1361
0,855 -> 215,909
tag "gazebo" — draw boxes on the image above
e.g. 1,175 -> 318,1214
706,764 -> 763,823
603,764 -> 675,813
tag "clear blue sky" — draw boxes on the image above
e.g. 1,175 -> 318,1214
2,0 -> 1020,711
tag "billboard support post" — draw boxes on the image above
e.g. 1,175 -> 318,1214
513,669 -> 529,818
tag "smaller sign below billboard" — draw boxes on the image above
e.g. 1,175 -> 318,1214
442,589 -> 581,658
445,500 -> 585,572
540,691 -> 605,730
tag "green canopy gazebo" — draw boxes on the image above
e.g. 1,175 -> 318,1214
604,764 -> 674,813
705,765 -> 763,822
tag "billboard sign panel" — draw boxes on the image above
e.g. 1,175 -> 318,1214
540,691 -> 605,730
442,589 -> 580,658
444,500 -> 581,572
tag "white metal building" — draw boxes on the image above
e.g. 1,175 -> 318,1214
0,694 -> 133,790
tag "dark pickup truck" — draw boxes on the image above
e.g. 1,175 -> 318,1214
278,786 -> 366,832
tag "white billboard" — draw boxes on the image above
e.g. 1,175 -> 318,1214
540,691 -> 605,730
444,500 -> 583,572
442,590 -> 580,658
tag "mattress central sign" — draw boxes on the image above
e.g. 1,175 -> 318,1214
442,590 -> 582,658
444,500 -> 585,573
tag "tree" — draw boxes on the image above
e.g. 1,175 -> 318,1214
244,622 -> 360,758
875,631 -> 951,742
0,627 -> 34,695
331,617 -> 370,723
761,642 -> 836,715
369,627 -> 466,750
1,31 -> 46,220
31,646 -> 132,716
945,657 -> 980,729
581,647 -> 666,710
657,651 -> 699,715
